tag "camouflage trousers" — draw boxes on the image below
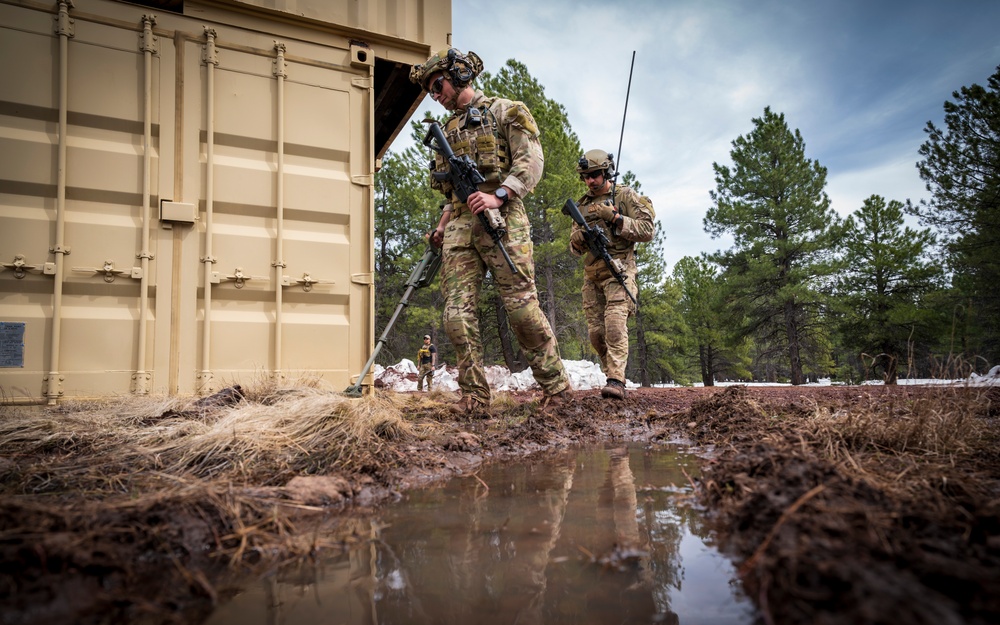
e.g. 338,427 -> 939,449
417,363 -> 434,391
582,266 -> 637,383
441,204 -> 568,404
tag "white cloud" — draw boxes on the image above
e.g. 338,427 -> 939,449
827,154 -> 928,218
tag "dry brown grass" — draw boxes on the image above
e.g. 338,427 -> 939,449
0,377 -> 427,496
0,377 -> 443,592
805,385 -> 993,458
777,384 -> 999,509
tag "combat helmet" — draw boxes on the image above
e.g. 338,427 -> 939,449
409,47 -> 484,91
576,149 -> 616,177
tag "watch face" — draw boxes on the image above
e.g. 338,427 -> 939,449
495,188 -> 508,203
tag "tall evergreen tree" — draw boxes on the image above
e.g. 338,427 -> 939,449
837,195 -> 942,383
910,64 -> 1000,365
673,255 -> 751,385
705,107 -> 843,385
623,174 -> 685,386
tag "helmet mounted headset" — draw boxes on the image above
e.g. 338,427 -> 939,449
409,47 -> 483,92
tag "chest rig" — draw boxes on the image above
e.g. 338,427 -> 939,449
431,98 -> 510,204
417,345 -> 433,364
580,192 -> 635,260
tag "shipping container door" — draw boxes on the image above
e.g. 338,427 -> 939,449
0,2 -> 160,400
173,23 -> 372,395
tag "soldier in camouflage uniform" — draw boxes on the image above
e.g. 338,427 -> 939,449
570,150 -> 655,399
409,48 -> 570,416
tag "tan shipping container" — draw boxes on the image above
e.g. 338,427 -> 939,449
0,0 -> 450,403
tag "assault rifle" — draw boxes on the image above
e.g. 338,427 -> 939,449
344,244 -> 442,396
422,120 -> 517,272
563,199 -> 638,307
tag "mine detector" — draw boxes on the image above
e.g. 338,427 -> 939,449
0,0 -> 450,404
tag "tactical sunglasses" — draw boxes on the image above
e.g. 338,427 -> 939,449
581,171 -> 604,180
429,75 -> 446,95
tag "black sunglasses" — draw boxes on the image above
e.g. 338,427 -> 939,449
429,75 -> 446,95
581,171 -> 604,180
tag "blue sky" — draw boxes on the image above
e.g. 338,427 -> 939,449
400,0 -> 1000,272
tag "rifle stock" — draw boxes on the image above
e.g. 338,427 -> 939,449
423,120 -> 517,272
563,199 -> 638,307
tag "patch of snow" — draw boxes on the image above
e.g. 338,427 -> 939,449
968,365 -> 1000,387
372,360 -> 994,391
375,359 -> 622,392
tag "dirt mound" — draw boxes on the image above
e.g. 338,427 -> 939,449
693,386 -> 1000,625
2,384 -> 998,625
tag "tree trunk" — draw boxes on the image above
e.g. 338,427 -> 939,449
699,344 -> 714,386
784,299 -> 805,385
634,302 -> 649,387
542,258 -> 557,332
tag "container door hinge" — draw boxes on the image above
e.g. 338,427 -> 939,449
273,42 -> 287,78
54,1 -> 74,38
139,15 -> 158,54
352,174 -> 373,186
351,273 -> 373,285
42,374 -> 65,398
351,77 -> 372,89
131,371 -> 152,394
197,371 -> 215,395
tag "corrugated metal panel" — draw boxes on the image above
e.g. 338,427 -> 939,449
208,0 -> 451,52
0,0 -> 445,402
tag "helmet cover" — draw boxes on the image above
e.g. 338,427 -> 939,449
409,48 -> 483,90
576,149 -> 616,176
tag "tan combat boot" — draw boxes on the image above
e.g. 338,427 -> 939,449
540,388 -> 572,415
600,379 -> 626,399
449,396 -> 488,418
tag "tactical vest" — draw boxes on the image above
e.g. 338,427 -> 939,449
431,97 -> 510,203
579,192 -> 639,259
578,189 -> 643,282
417,345 -> 433,365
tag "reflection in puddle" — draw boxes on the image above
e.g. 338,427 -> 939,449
207,443 -> 756,624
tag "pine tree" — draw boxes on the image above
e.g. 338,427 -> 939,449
911,64 -> 1000,365
673,255 -> 751,385
624,174 -> 685,386
837,196 -> 942,383
706,107 -> 843,385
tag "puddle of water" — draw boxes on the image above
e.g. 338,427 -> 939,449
206,442 -> 756,625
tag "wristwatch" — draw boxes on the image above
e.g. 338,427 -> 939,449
494,187 -> 509,205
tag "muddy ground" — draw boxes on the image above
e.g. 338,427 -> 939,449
1,384 -> 999,624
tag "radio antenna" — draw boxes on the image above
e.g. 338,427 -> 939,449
612,51 -> 636,202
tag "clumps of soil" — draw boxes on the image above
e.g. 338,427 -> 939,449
0,479 -> 377,625
0,382 -> 431,625
678,385 -> 773,444
2,381 -> 999,625
682,384 -> 1000,625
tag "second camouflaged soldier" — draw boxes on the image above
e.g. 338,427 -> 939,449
570,150 -> 655,399
410,48 -> 571,416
